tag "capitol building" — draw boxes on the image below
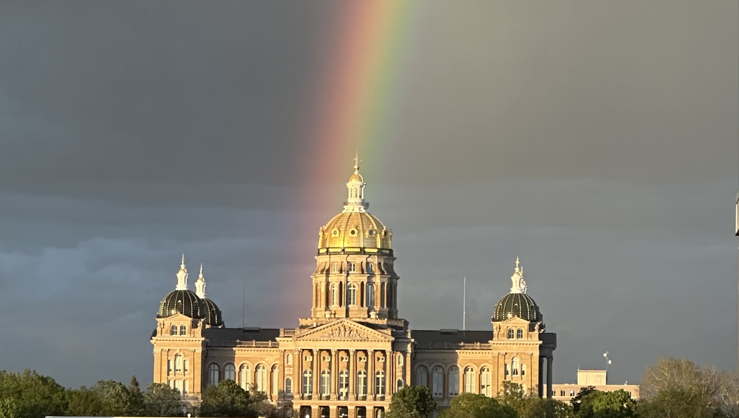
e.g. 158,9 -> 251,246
151,160 -> 557,418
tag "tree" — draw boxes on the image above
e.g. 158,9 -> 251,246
387,386 -> 437,418
639,358 -> 730,418
439,393 -> 516,418
0,369 -> 67,418
516,398 -> 574,418
570,388 -> 636,418
65,387 -> 106,416
128,376 -> 146,416
199,379 -> 265,417
0,399 -> 21,418
143,383 -> 182,417
90,380 -> 136,415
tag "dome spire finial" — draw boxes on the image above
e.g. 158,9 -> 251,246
176,254 -> 189,290
353,150 -> 360,174
195,263 -> 206,298
510,257 -> 527,294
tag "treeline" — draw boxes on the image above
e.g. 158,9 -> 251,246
388,358 -> 739,418
0,358 -> 736,418
0,372 -> 269,418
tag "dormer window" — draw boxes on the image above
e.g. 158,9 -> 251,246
170,325 -> 177,336
332,262 -> 339,273
348,262 -> 356,273
507,328 -> 514,339
180,325 -> 187,336
516,329 -> 524,339
332,229 -> 339,237
349,229 -> 357,236
368,229 -> 375,237
367,263 -> 374,274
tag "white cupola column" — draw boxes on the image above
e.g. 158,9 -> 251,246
195,264 -> 207,298
343,152 -> 369,213
175,254 -> 189,290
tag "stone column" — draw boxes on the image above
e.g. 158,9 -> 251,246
296,350 -> 303,398
331,349 -> 338,399
537,357 -> 543,398
546,356 -> 553,399
349,349 -> 356,400
313,349 -> 319,398
368,349 -> 375,398
385,350 -> 391,397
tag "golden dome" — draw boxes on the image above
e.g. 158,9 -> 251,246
349,172 -> 364,183
319,211 -> 392,251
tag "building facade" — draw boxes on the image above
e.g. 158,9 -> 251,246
551,370 -> 640,402
151,160 -> 557,417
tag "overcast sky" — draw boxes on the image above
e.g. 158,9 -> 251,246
0,1 -> 737,389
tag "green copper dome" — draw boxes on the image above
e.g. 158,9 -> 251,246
157,289 -> 203,319
492,293 -> 542,322
200,298 -> 223,327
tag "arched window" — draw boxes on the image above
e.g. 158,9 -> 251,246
348,261 -> 356,272
397,355 -> 404,366
448,366 -> 459,396
507,328 -> 514,339
271,365 -> 279,395
367,284 -> 375,308
357,370 -> 367,397
321,370 -> 331,395
339,370 -> 349,399
255,365 -> 267,393
303,370 -> 313,395
463,367 -> 475,393
517,328 -> 524,339
504,363 -> 509,377
285,377 -> 292,395
360,282 -> 365,307
375,371 -> 385,395
286,354 -> 293,366
511,357 -> 520,376
224,364 -> 236,381
416,366 -> 429,388
480,367 -> 491,397
347,283 -> 357,306
170,325 -> 177,336
239,365 -> 251,390
397,379 -> 404,391
521,363 -> 526,377
209,364 -> 220,386
432,366 -> 444,397
332,262 -> 339,272
331,284 -> 338,306
367,262 -> 374,274
179,325 -> 187,336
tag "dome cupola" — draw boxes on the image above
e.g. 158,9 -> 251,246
195,264 -> 223,327
157,255 -> 203,319
317,154 -> 392,253
492,258 -> 542,322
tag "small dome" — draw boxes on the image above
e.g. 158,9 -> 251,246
158,289 -> 203,319
319,211 -> 392,250
200,298 -> 223,327
492,293 -> 542,322
349,172 -> 364,183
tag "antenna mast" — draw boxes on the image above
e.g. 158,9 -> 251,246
463,277 -> 466,331
242,279 -> 246,328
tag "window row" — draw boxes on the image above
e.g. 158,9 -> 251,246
301,370 -> 400,398
329,228 -> 388,239
504,357 -> 527,377
208,363 -> 279,395
167,354 -> 188,375
319,261 -> 392,275
167,379 -> 188,397
169,325 -> 188,336
314,282 -> 396,310
416,366 -> 492,398
507,328 -> 526,339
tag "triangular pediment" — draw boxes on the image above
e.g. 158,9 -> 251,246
295,319 -> 392,342
500,317 -> 531,326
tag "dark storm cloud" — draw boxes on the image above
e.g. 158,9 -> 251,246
0,0 -> 736,388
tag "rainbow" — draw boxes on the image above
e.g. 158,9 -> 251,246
305,0 -> 420,189
280,2 -> 421,324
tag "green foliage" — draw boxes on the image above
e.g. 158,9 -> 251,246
516,397 -> 574,418
440,393 -> 517,418
65,387 -> 106,416
199,379 -> 266,417
0,370 -> 67,418
570,388 -> 637,418
388,385 -> 437,418
90,379 -> 137,415
143,383 -> 182,417
128,376 -> 146,416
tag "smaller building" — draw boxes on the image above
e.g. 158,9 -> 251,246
551,369 -> 639,401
